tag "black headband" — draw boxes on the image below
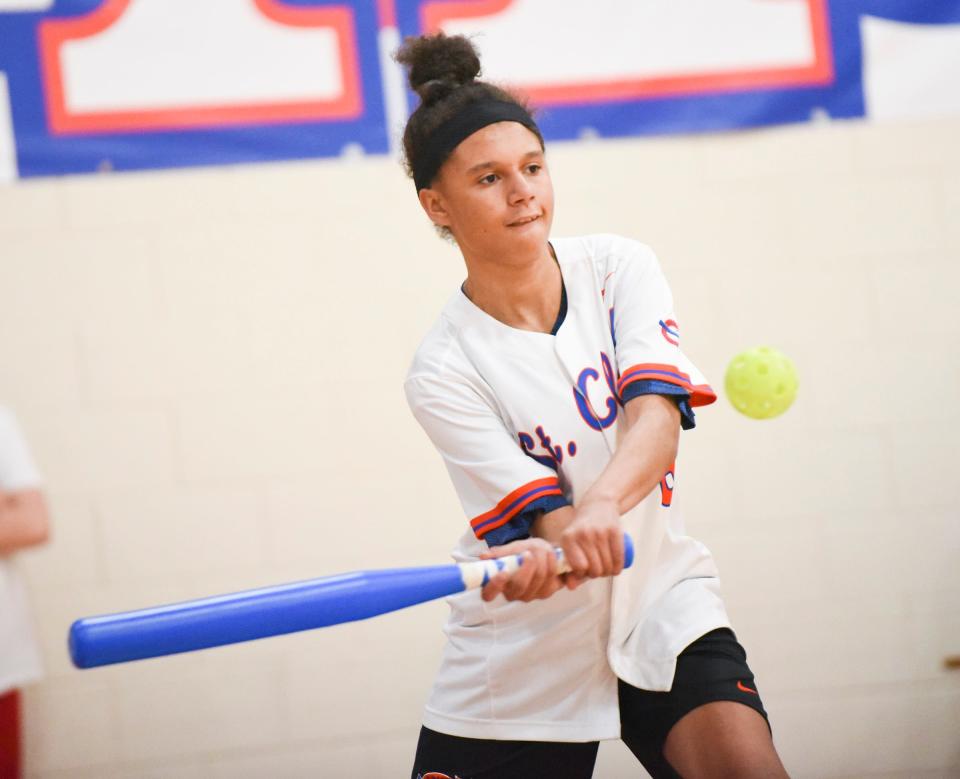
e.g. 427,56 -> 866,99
413,98 -> 540,191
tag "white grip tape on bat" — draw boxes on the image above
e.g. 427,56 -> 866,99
458,548 -> 570,590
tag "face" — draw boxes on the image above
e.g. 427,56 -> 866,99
419,121 -> 554,263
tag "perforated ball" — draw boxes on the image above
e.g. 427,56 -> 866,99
724,346 -> 798,420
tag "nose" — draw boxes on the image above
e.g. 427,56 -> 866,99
507,171 -> 534,204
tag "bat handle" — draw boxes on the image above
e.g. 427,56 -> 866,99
459,532 -> 634,590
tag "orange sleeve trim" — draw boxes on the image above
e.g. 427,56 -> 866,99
470,477 -> 563,538
618,363 -> 716,407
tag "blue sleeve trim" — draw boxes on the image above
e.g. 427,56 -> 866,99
482,494 -> 571,547
621,378 -> 697,430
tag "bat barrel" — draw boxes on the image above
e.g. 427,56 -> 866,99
70,565 -> 465,669
70,533 -> 635,669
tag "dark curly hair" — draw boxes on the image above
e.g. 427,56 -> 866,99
394,33 -> 543,188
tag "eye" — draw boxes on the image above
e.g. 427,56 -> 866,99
527,163 -> 542,174
478,173 -> 498,185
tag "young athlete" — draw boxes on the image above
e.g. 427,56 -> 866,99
398,34 -> 789,779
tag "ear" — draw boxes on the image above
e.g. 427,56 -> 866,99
418,187 -> 451,229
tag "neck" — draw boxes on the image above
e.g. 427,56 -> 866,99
462,243 -> 560,333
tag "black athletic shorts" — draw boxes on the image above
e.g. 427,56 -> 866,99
410,628 -> 769,779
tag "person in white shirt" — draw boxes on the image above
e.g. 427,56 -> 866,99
0,405 -> 49,779
397,34 -> 788,779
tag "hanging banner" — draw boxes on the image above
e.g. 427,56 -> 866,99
0,0 -> 391,178
1,0 -> 958,179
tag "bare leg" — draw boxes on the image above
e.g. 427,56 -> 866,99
662,701 -> 789,779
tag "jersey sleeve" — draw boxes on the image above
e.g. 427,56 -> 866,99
0,407 -> 42,490
405,374 -> 570,546
608,241 -> 716,429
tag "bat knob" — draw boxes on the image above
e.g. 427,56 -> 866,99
623,533 -> 635,569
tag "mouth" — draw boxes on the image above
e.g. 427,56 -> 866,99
507,214 -> 541,227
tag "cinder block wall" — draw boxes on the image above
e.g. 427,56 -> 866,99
1,116 -> 957,778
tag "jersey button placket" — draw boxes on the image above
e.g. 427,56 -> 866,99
554,325 -> 617,455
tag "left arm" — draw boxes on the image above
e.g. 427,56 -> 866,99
581,393 -> 679,515
546,239 -> 704,584
532,393 -> 679,584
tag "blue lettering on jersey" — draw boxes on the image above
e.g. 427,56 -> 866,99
573,352 -> 620,431
519,425 -> 577,470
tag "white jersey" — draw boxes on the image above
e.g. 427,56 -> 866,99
404,234 -> 730,742
0,405 -> 45,695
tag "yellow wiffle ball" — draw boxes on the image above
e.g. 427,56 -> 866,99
724,346 -> 799,420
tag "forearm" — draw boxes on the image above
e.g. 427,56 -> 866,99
582,397 -> 679,514
0,489 -> 50,555
531,504 -> 576,545
530,396 -> 680,572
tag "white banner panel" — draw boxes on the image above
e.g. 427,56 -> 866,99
862,15 -> 960,121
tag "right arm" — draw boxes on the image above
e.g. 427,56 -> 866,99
0,408 -> 49,556
406,372 -> 571,603
0,488 -> 50,556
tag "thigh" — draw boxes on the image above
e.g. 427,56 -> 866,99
663,700 -> 786,779
410,726 -> 599,779
619,628 -> 772,779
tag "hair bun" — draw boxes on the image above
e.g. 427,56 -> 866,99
395,33 -> 481,103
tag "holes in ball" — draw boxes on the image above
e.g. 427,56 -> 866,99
757,363 -> 769,375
